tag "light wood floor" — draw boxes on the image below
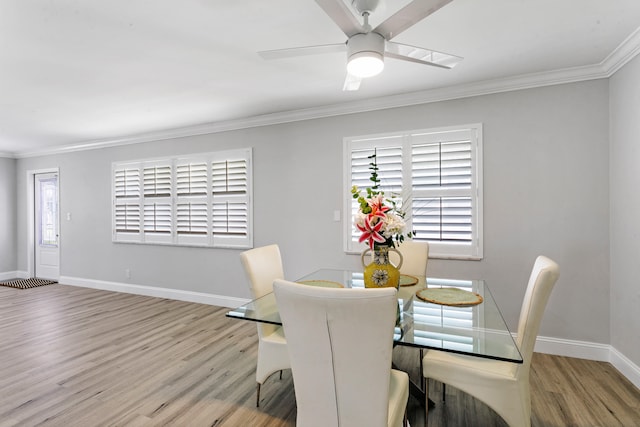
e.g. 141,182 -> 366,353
0,284 -> 638,426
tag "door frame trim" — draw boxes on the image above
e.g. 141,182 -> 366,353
27,167 -> 60,278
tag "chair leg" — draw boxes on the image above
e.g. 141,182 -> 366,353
279,370 -> 283,380
442,383 -> 446,402
419,349 -> 424,390
256,382 -> 261,407
424,377 -> 429,426
404,409 -> 408,427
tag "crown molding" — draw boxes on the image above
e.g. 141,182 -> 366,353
14,26 -> 640,159
602,26 -> 640,76
0,152 -> 15,159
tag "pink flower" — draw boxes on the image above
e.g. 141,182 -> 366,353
368,194 -> 390,217
356,213 -> 387,249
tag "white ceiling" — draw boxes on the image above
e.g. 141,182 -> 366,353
2,0 -> 640,157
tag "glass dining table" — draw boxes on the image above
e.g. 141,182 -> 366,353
226,268 -> 523,402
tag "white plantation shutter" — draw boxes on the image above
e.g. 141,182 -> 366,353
115,168 -> 140,199
143,203 -> 172,233
411,139 -> 472,190
411,130 -> 475,248
212,159 -> 247,194
114,167 -> 141,241
212,201 -> 248,235
143,165 -> 172,197
412,197 -> 472,242
345,125 -> 482,259
211,152 -> 251,247
349,140 -> 404,243
175,159 -> 209,246
142,163 -> 173,243
176,202 -> 208,234
177,163 -> 208,196
115,203 -> 140,232
112,148 -> 253,248
350,142 -> 403,194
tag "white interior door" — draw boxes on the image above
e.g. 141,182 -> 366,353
35,173 -> 60,280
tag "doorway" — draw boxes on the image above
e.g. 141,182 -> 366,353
28,170 -> 60,280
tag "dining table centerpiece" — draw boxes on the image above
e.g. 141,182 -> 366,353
352,151 -> 414,288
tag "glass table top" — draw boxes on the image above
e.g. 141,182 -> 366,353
226,268 -> 523,363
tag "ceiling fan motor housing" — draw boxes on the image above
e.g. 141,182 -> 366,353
347,32 -> 385,77
352,0 -> 381,15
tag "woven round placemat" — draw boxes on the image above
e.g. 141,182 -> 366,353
297,280 -> 344,288
399,274 -> 419,287
416,287 -> 483,306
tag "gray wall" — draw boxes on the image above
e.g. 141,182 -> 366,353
610,53 -> 640,367
0,156 -> 16,274
15,79 -> 611,345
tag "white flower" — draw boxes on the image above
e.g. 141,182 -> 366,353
380,213 -> 406,238
354,211 -> 367,229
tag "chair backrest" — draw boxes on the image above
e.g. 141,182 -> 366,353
390,240 -> 429,277
273,279 -> 398,427
515,255 -> 560,373
240,244 -> 284,337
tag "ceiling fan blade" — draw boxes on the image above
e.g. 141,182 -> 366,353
259,43 -> 346,60
385,41 -> 462,69
373,0 -> 453,40
343,73 -> 363,91
314,0 -> 364,37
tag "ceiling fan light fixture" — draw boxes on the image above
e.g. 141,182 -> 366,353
346,32 -> 385,78
347,51 -> 384,78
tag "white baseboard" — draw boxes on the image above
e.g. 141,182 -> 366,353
609,346 -> 640,389
525,335 -> 640,390
534,335 -> 611,361
0,271 -> 17,280
58,275 -> 250,308
0,270 -> 29,280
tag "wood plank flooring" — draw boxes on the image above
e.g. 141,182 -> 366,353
0,284 -> 638,426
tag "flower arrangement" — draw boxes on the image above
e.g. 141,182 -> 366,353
351,151 -> 414,249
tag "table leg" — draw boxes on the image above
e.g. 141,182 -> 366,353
408,379 -> 435,407
391,345 -> 435,407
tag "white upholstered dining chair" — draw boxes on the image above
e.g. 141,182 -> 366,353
422,255 -> 560,427
239,244 -> 290,407
392,240 -> 429,277
273,279 -> 409,427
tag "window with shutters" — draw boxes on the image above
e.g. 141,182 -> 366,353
211,158 -> 249,240
142,162 -> 172,243
344,124 -> 482,259
112,148 -> 252,249
175,160 -> 209,246
114,168 -> 141,242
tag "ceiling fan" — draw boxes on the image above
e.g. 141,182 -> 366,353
259,0 -> 462,91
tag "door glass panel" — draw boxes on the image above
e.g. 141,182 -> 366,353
39,177 -> 58,247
